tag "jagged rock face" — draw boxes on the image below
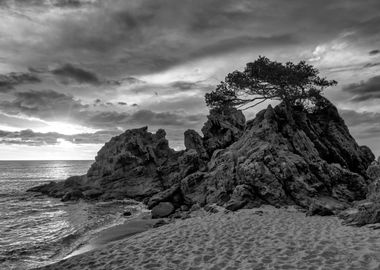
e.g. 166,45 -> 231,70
28,98 -> 375,221
298,103 -> 375,176
193,102 -> 374,210
83,127 -> 181,199
29,127 -> 182,201
184,129 -> 208,159
201,107 -> 245,156
336,160 -> 380,226
367,161 -> 380,182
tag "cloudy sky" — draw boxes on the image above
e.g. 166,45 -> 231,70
0,0 -> 379,160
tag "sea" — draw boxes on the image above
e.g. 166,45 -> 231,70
0,160 -> 145,270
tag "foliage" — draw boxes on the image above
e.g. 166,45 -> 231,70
205,56 -> 337,111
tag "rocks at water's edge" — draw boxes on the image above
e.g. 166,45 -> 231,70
28,99 -> 376,223
151,202 -> 175,218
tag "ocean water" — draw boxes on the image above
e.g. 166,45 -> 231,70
0,160 -> 144,270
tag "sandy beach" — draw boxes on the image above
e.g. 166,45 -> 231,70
34,206 -> 380,270
63,213 -> 160,259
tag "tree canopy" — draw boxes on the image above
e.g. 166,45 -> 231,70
205,56 -> 337,111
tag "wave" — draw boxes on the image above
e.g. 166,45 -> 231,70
1,197 -> 145,270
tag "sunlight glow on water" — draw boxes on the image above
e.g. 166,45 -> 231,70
0,160 -> 145,270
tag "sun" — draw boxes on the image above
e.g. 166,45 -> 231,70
39,121 -> 97,135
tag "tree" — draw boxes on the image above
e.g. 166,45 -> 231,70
205,56 -> 337,111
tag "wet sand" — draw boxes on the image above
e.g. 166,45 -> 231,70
64,214 -> 160,258
35,206 -> 380,270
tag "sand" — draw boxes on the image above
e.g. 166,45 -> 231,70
35,206 -> 380,270
64,215 -> 160,258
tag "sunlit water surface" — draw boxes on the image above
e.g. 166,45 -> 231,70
0,161 -> 143,270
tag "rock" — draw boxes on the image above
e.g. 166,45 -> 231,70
225,200 -> 247,211
152,219 -> 170,228
29,127 -> 182,201
82,189 -> 103,199
199,101 -> 374,211
180,212 -> 191,220
367,161 -> 380,180
178,150 -> 206,178
189,203 -> 201,212
180,205 -> 189,211
339,160 -> 380,226
184,129 -> 208,159
307,201 -> 335,216
201,107 -> 245,156
180,172 -> 206,205
147,184 -> 182,209
204,205 -> 219,213
151,202 -> 175,218
225,185 -> 255,211
339,202 -> 380,226
123,211 -> 132,216
27,97 -> 375,223
360,146 -> 376,167
61,190 -> 83,202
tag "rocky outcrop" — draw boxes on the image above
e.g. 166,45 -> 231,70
29,127 -> 182,201
201,107 -> 245,155
184,129 -> 208,159
184,100 -> 374,213
29,98 -> 375,221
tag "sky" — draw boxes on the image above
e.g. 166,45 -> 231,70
0,0 -> 379,160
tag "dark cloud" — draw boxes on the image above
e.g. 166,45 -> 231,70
363,62 -> 380,68
117,102 -> 127,105
0,89 -> 204,129
340,109 -> 380,127
128,110 -> 204,127
369,49 -> 380,55
169,81 -> 213,92
52,0 -> 84,8
340,109 -> 380,139
6,0 -> 379,77
0,72 -> 41,92
342,76 -> 380,101
121,77 -> 145,85
0,89 -> 87,120
189,34 -> 298,60
132,81 -> 213,97
0,0 -> 97,8
51,64 -> 101,85
0,129 -> 119,146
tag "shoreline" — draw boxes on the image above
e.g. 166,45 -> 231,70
63,212 -> 161,259
34,206 -> 380,270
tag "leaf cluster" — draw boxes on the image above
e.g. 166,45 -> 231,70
205,56 -> 337,111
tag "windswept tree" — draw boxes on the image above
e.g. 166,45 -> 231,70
205,56 -> 337,111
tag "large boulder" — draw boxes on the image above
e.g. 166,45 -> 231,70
151,202 -> 175,218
